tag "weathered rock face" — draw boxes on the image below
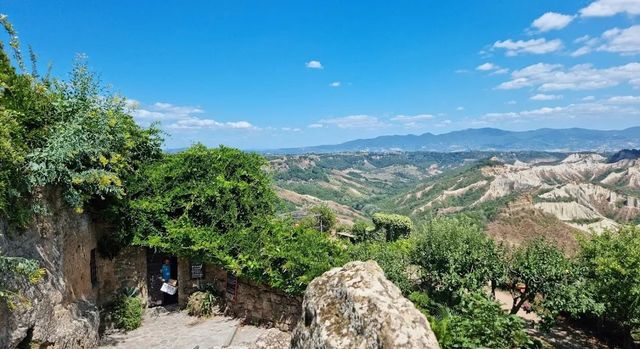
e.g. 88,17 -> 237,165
290,261 -> 440,349
0,191 -> 146,348
0,193 -> 101,348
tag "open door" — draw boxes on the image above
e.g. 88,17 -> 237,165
147,250 -> 178,306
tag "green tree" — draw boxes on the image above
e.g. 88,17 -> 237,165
507,238 -> 600,322
372,212 -> 413,241
579,226 -> 640,333
411,217 -> 505,301
308,204 -> 337,233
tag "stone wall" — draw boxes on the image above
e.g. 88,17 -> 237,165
96,246 -> 148,305
177,260 -> 302,331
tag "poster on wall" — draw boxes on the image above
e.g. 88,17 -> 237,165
191,263 -> 204,279
226,272 -> 238,303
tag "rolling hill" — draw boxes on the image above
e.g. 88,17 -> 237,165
269,127 -> 640,154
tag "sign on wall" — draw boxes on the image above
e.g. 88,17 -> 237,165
191,263 -> 204,279
226,272 -> 238,303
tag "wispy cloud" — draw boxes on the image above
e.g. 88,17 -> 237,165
493,38 -> 563,56
319,115 -> 385,129
307,123 -> 324,128
497,62 -> 640,91
481,101 -> 640,123
129,101 -> 256,131
390,114 -> 434,122
305,60 -> 323,69
532,12 -> 575,32
580,0 -> 640,17
329,81 -> 341,87
530,93 -> 563,101
599,25 -> 640,55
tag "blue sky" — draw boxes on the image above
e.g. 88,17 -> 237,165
3,0 -> 640,149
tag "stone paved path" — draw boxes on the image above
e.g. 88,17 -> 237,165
99,308 -> 276,349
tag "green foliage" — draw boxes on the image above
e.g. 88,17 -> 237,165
349,238 -> 414,294
126,145 -> 347,295
372,212 -> 413,241
350,220 -> 378,243
112,292 -> 144,331
508,238 -> 600,321
187,291 -> 217,317
579,226 -> 640,330
440,292 -> 532,349
0,255 -> 45,310
308,204 -> 337,232
411,217 -> 505,299
0,19 -> 161,226
410,291 -> 533,349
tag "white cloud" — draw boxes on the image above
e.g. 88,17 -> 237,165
582,96 -> 596,101
391,114 -> 434,122
493,38 -> 563,56
168,118 -> 256,130
607,95 -> 640,104
329,81 -> 341,87
319,115 -> 385,129
493,68 -> 509,75
281,127 -> 302,132
129,101 -> 257,131
477,62 -> 498,71
599,25 -> 640,55
531,93 -> 563,101
506,100 -> 518,105
497,62 -> 640,91
580,0 -> 640,17
305,60 -> 323,69
456,106 -> 465,111
436,119 -> 453,127
307,123 -> 324,128
130,102 -> 204,122
482,101 -> 640,122
532,12 -> 575,32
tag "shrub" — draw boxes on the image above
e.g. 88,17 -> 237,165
349,238 -> 414,294
0,255 -> 45,310
308,204 -> 337,232
112,292 -> 144,331
187,291 -> 217,317
350,220 -> 378,243
372,213 -> 413,241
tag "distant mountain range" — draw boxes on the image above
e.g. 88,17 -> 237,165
269,127 -> 640,154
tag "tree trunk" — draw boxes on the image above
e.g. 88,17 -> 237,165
510,296 -> 527,314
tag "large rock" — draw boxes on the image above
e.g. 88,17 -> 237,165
290,261 -> 439,349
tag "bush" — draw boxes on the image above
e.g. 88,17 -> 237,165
372,213 -> 413,241
349,238 -> 414,294
112,293 -> 144,331
187,291 -> 217,317
410,291 -> 534,349
308,204 -> 337,232
351,220 -> 378,243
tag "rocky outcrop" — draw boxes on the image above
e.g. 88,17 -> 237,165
290,261 -> 439,349
0,191 -> 120,348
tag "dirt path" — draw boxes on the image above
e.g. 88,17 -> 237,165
99,307 -> 279,349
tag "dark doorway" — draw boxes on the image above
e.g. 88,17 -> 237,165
147,250 -> 178,306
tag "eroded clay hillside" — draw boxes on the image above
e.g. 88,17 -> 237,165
274,150 -> 640,249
